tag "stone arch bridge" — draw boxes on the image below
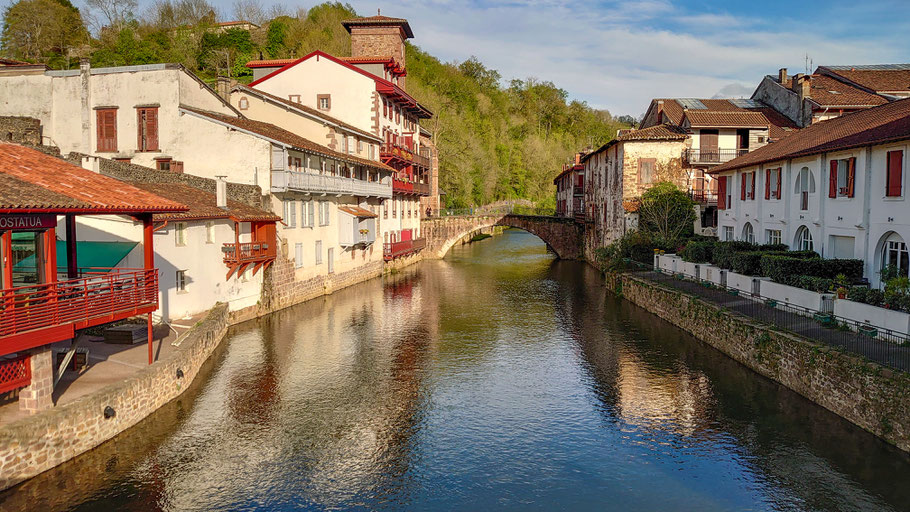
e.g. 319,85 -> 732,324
420,214 -> 583,259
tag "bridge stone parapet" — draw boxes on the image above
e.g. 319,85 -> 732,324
421,214 -> 583,260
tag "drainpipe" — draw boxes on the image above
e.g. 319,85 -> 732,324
80,59 -> 91,152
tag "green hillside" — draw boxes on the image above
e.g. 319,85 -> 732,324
1,1 -> 629,207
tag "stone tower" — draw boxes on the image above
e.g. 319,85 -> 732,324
342,11 -> 414,89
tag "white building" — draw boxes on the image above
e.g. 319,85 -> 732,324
711,98 -> 910,288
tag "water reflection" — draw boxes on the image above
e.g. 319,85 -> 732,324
2,229 -> 909,511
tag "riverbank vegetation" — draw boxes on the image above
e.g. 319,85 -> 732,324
0,0 -> 631,208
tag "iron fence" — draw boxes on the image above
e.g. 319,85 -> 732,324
627,263 -> 910,373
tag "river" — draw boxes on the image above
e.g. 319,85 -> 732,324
3,229 -> 910,511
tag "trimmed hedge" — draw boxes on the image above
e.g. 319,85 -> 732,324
710,241 -> 789,269
679,241 -> 714,263
761,254 -> 863,285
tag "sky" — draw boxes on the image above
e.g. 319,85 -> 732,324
212,0 -> 910,117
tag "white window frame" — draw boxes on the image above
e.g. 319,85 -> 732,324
295,242 -> 303,268
766,229 -> 782,245
723,226 -> 734,241
175,222 -> 187,247
176,270 -> 187,293
315,240 -> 323,265
742,223 -> 754,243
796,226 -> 814,251
205,221 -> 215,244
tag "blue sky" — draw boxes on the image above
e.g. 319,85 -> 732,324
186,0 -> 910,116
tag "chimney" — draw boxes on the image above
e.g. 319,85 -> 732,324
81,155 -> 100,174
656,100 -> 664,124
796,74 -> 811,101
790,73 -> 804,93
215,77 -> 231,102
80,59 -> 91,152
778,68 -> 788,84
575,152 -> 581,165
215,176 -> 228,208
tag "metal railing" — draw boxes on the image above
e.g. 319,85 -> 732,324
271,170 -> 392,198
383,238 -> 427,260
685,148 -> 749,164
635,265 -> 910,373
1,268 -> 159,347
689,190 -> 718,203
222,242 -> 275,265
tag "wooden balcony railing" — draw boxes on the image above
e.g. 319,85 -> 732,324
271,171 -> 392,198
393,178 -> 432,196
685,148 -> 749,165
688,190 -> 718,204
381,143 -> 431,169
222,241 -> 276,265
383,238 -> 427,261
0,268 -> 159,355
0,354 -> 30,394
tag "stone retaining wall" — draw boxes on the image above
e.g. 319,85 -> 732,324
614,273 -> 910,451
0,304 -> 232,490
261,251 -> 383,312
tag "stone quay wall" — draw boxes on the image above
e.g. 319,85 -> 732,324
0,303 -> 233,490
613,273 -> 910,452
261,251 -> 383,312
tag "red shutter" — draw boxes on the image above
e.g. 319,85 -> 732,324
751,172 -> 756,200
847,157 -> 856,197
887,150 -> 903,197
776,168 -> 782,198
740,173 -> 746,200
718,176 -> 727,210
765,169 -> 771,199
146,108 -> 158,151
96,109 -> 117,152
172,161 -> 184,173
829,160 -> 838,198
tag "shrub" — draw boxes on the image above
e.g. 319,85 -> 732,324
680,240 -> 714,263
847,286 -> 868,303
712,241 -> 757,269
794,276 -> 835,293
731,251 -> 768,275
867,289 -> 885,307
761,254 -> 859,286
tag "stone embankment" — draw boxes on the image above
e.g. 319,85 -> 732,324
609,272 -> 910,451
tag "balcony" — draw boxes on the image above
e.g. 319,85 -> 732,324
685,148 -> 749,165
689,190 -> 718,204
383,238 -> 427,261
381,142 -> 431,169
222,241 -> 276,279
573,185 -> 584,196
1,268 -> 158,354
271,171 -> 392,199
393,178 -> 431,196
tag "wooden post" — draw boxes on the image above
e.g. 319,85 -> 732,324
42,227 -> 57,285
1,231 -> 12,289
143,216 -> 154,365
65,214 -> 78,278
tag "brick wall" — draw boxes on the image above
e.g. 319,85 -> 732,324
615,274 -> 910,451
0,116 -> 41,145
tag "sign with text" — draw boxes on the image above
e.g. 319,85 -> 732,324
0,214 -> 57,230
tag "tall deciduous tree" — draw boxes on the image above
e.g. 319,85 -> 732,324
637,181 -> 696,247
1,0 -> 86,65
85,0 -> 137,33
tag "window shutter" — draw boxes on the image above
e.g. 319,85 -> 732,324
751,172 -> 756,199
97,110 -> 117,152
765,169 -> 770,199
776,168 -> 782,198
147,109 -> 158,150
718,177 -> 727,210
308,201 -> 315,227
887,150 -> 903,197
828,160 -> 838,198
847,157 -> 856,197
740,173 -> 746,200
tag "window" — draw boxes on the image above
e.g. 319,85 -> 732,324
639,158 -> 656,185
307,201 -> 315,227
205,221 -> 215,244
882,234 -> 909,277
96,108 -> 117,152
741,171 -> 755,200
315,240 -> 323,265
238,97 -> 249,110
136,107 -> 159,151
392,200 -> 398,218
766,229 -> 782,245
301,199 -> 309,227
175,222 -> 187,246
319,201 -> 330,226
765,168 -> 782,199
742,223 -> 754,243
342,136 -> 349,154
795,167 -> 815,210
829,158 -> 856,198
284,200 -> 296,228
384,200 -> 389,219
289,94 -> 301,103
317,94 -> 331,111
796,226 -> 814,251
723,226 -> 734,241
886,150 -> 904,197
357,139 -> 363,153
176,270 -> 187,292
295,243 -> 303,268
370,144 -> 376,160
156,158 -> 172,171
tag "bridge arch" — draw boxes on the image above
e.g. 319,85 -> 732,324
421,214 -> 583,260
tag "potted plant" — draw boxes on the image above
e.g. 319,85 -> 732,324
834,274 -> 849,299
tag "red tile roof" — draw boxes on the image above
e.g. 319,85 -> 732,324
0,144 -> 186,214
180,107 -> 397,173
130,183 -> 279,222
0,58 -> 30,66
616,123 -> 688,142
643,98 -> 797,140
245,58 -> 297,68
341,15 -> 414,38
819,65 -> 910,95
781,74 -> 886,107
710,98 -> 910,174
232,84 -> 381,141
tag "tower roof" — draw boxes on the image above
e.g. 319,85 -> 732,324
341,13 -> 414,38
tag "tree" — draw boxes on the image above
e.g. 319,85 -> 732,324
1,0 -> 86,65
86,0 -> 136,33
637,181 -> 696,246
231,0 -> 264,25
616,114 -> 637,127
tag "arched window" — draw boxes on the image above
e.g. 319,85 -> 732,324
742,222 -> 754,244
795,226 -> 813,251
795,167 -> 815,210
881,232 -> 909,278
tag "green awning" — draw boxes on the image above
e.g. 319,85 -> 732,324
14,241 -> 138,270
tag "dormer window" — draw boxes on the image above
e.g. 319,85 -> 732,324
238,97 -> 249,110
289,94 -> 301,103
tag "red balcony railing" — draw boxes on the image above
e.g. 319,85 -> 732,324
383,238 -> 427,261
381,143 -> 431,169
0,354 -> 30,394
222,241 -> 275,265
392,179 -> 432,196
0,268 -> 159,355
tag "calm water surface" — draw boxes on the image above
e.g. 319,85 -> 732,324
4,229 -> 910,511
